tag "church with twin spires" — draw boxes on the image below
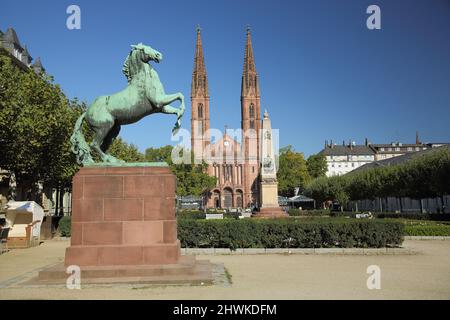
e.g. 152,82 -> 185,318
190,27 -> 268,209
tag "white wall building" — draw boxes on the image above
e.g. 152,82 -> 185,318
320,141 -> 376,177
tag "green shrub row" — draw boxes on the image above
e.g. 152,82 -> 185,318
288,209 -> 330,216
329,211 -> 450,221
404,224 -> 450,236
58,216 -> 71,237
177,218 -> 404,249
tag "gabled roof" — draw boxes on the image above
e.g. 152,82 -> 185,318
320,145 -> 375,156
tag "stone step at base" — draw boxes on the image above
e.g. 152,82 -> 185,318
25,257 -> 213,286
253,207 -> 289,218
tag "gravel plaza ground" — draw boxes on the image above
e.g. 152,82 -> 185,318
0,239 -> 449,300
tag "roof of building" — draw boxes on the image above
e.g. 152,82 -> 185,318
320,145 -> 375,156
350,145 -> 450,173
371,143 -> 426,150
33,56 -> 43,68
288,195 -> 315,202
3,27 -> 21,47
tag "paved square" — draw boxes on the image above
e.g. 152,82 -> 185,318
0,240 -> 449,299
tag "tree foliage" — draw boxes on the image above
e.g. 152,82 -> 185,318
0,53 -> 80,192
304,147 -> 450,207
145,145 -> 173,162
277,145 -> 311,197
144,145 -> 216,196
306,153 -> 327,179
108,137 -> 145,162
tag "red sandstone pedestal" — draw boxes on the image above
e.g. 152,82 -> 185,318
252,207 -> 289,218
33,165 -> 213,285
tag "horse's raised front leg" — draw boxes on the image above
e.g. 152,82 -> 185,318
155,93 -> 185,134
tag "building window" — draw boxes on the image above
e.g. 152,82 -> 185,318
252,166 -> 255,173
395,147 -> 400,151
249,104 -> 255,118
250,120 -> 255,129
415,147 -> 420,151
198,103 -> 203,118
407,147 -> 412,151
380,147 -> 385,151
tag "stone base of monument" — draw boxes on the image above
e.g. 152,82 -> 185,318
31,165 -> 213,285
252,207 -> 289,218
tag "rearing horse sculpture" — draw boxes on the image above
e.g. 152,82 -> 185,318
70,43 -> 185,165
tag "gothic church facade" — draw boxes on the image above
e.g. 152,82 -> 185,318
190,27 -> 263,209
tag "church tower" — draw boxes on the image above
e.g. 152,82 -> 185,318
241,26 -> 261,207
191,26 -> 210,163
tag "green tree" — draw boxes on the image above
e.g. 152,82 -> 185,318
144,145 -> 216,196
0,53 -> 79,198
108,137 -> 145,162
145,145 -> 174,163
277,145 -> 311,197
306,153 -> 327,178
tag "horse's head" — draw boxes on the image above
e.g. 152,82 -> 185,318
131,43 -> 163,63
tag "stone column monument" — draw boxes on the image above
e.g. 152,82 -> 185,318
253,110 -> 288,218
32,43 -> 213,285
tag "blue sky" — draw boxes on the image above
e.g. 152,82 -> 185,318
1,0 -> 449,156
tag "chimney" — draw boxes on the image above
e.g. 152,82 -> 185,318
365,138 -> 368,146
416,131 -> 420,145
330,139 -> 333,148
325,140 -> 328,148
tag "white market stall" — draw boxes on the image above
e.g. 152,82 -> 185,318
5,201 -> 44,248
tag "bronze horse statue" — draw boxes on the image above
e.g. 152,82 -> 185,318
70,43 -> 185,165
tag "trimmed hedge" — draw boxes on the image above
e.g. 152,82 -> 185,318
176,210 -> 206,220
330,211 -> 450,221
375,213 -> 450,221
405,225 -> 450,236
58,216 -> 71,237
288,209 -> 330,216
178,218 -> 404,249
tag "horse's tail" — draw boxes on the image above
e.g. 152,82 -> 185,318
70,112 -> 93,165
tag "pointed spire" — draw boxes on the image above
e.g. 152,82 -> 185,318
191,25 -> 208,97
243,25 -> 256,73
4,27 -> 21,47
32,57 -> 45,74
241,26 -> 259,97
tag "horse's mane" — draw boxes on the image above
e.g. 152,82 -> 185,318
122,48 -> 145,83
